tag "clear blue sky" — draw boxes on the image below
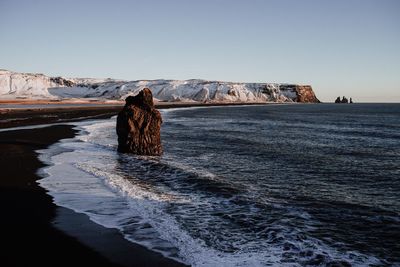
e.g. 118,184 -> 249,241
0,0 -> 399,102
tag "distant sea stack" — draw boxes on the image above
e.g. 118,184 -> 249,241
116,88 -> 163,156
0,70 -> 320,103
335,96 -> 353,103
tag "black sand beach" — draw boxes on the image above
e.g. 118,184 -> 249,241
0,105 -> 123,129
0,114 -> 186,266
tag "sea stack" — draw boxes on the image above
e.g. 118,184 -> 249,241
116,88 -> 163,156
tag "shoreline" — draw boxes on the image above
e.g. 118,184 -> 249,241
0,103 -> 277,266
0,101 -> 320,266
0,123 -> 187,266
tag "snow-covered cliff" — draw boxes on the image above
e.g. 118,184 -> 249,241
0,70 -> 319,103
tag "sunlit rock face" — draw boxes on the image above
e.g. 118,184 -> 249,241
116,88 -> 163,156
294,85 -> 320,103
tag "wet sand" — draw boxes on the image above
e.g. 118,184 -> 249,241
0,105 -> 123,129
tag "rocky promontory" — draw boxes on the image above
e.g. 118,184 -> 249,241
279,85 -> 320,103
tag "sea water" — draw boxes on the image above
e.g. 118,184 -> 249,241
38,104 -> 400,266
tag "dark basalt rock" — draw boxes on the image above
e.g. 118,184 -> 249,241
335,96 -> 352,103
50,77 -> 75,87
116,88 -> 163,156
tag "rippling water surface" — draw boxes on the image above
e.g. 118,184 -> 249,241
39,104 -> 400,266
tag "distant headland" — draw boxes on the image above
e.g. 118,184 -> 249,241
0,69 -> 320,104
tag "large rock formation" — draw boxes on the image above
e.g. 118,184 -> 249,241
116,88 -> 163,156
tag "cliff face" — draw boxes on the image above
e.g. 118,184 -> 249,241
0,70 -> 320,103
0,70 -> 76,98
278,84 -> 320,103
0,70 -> 57,98
295,85 -> 320,103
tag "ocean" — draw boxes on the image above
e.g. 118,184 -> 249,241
38,103 -> 400,266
